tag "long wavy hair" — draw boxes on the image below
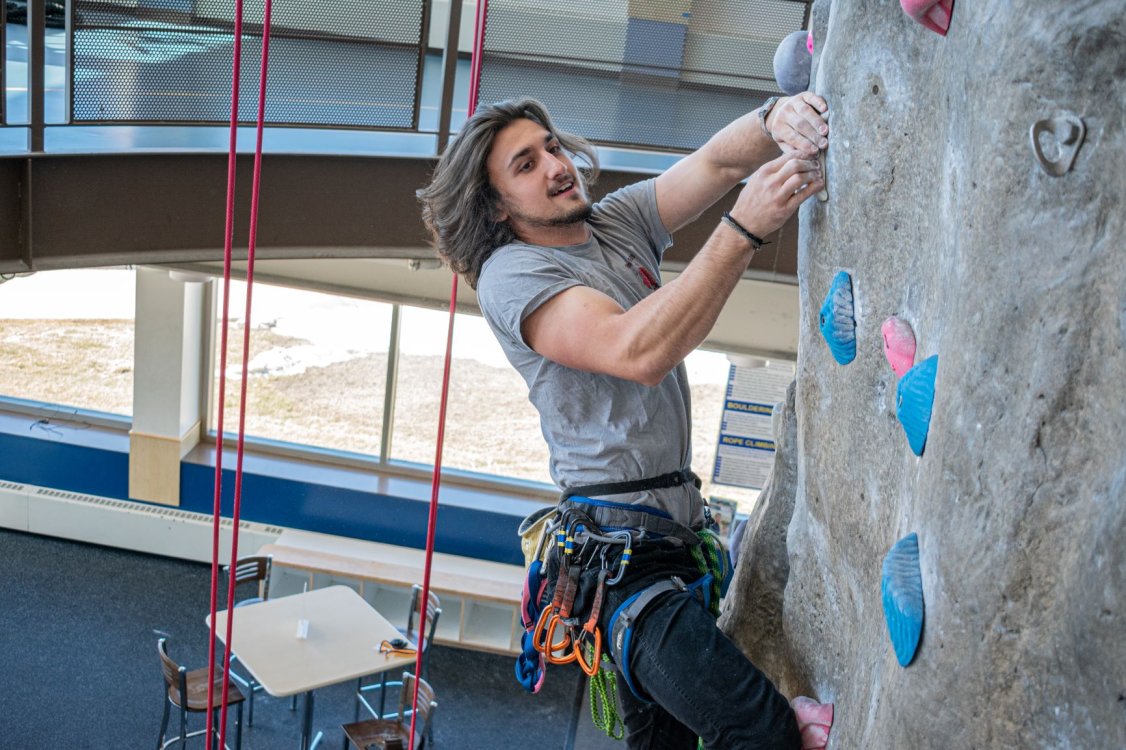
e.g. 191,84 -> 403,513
417,98 -> 600,289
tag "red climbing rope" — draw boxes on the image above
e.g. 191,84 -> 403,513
206,1 -> 273,747
204,0 -> 245,734
408,1 -> 489,745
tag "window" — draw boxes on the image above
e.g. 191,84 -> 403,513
210,279 -> 390,456
203,277 -> 775,511
391,306 -> 552,486
0,268 -> 136,418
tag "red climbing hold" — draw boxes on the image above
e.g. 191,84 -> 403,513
900,0 -> 954,36
881,316 -> 917,377
792,696 -> 834,750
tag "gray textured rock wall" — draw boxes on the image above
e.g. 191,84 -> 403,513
724,2 -> 1125,748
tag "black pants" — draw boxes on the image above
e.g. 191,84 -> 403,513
544,540 -> 800,750
615,586 -> 801,750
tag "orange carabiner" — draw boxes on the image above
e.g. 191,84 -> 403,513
532,605 -> 555,652
574,628 -> 602,676
544,615 -> 577,664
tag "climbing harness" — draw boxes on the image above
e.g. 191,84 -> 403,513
557,469 -> 705,547
515,470 -> 734,740
560,468 -> 702,500
607,573 -> 713,703
513,463 -> 734,738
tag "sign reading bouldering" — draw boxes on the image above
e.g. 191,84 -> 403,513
712,360 -> 795,490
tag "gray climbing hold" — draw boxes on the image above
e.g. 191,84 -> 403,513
1030,112 -> 1086,176
773,30 -> 812,96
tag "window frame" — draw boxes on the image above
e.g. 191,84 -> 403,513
198,275 -> 560,503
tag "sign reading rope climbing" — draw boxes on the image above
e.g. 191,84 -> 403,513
711,360 -> 795,490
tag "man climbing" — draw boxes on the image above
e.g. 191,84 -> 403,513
417,94 -> 833,749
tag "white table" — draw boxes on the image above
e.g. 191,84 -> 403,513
207,585 -> 417,750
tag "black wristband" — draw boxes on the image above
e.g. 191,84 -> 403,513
721,211 -> 769,251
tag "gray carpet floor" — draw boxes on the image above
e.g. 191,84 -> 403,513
0,528 -> 622,749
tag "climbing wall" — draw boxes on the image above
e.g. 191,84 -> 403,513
722,1 -> 1125,747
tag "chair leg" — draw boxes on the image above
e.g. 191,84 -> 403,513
157,696 -> 170,750
248,680 -> 256,727
378,671 -> 389,716
180,705 -> 189,750
235,701 -> 243,750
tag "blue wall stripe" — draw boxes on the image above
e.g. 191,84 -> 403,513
1,432 -> 524,566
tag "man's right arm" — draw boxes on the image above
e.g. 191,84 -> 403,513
522,151 -> 822,386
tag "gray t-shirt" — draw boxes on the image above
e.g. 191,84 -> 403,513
477,178 -> 705,530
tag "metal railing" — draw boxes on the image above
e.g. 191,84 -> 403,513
5,0 -> 811,154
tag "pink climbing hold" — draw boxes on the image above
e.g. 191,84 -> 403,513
792,696 -> 834,750
900,0 -> 954,36
881,316 -> 917,377
807,29 -> 814,55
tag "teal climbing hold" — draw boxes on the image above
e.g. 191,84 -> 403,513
819,271 -> 856,365
881,532 -> 924,667
896,355 -> 938,455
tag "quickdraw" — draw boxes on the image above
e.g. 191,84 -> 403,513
574,568 -> 607,676
541,564 -> 580,664
514,488 -> 734,743
521,509 -> 635,684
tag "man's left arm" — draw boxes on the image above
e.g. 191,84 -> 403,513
655,93 -> 830,233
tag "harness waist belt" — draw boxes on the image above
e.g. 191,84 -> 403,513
557,497 -> 700,546
561,469 -> 701,501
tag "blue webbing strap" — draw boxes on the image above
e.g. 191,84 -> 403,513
607,573 -> 713,703
559,497 -> 701,546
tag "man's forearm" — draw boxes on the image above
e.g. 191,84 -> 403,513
695,106 -> 782,181
615,222 -> 755,385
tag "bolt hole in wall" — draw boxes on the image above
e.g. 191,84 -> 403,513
1,268 -> 762,513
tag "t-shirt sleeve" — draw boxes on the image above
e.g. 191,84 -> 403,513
476,246 -> 583,351
591,177 -> 673,266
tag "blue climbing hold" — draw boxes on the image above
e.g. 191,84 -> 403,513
819,271 -> 856,365
881,532 -> 924,667
896,355 -> 938,455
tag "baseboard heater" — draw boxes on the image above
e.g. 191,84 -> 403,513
0,479 -> 284,563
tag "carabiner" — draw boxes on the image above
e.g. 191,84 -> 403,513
544,614 -> 577,664
606,530 -> 633,586
574,628 -> 602,676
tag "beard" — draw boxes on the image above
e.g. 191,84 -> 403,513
547,201 -> 593,226
505,195 -> 593,229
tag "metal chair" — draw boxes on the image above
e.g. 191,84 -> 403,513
355,585 -> 441,722
222,555 -> 272,726
342,672 -> 437,750
157,637 -> 245,750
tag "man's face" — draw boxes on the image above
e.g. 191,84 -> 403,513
485,118 -> 592,242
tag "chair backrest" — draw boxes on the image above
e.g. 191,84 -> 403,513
395,672 -> 437,747
405,584 -> 441,646
227,555 -> 272,601
157,638 -> 188,703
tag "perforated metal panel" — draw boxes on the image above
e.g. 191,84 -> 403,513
477,0 -> 811,152
70,0 -> 428,128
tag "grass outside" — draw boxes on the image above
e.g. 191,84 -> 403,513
1,318 -> 756,511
